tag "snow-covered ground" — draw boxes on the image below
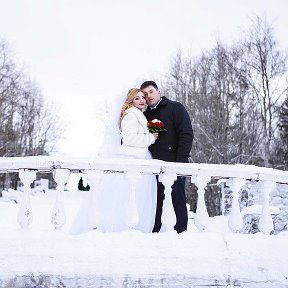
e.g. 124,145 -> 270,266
0,188 -> 288,288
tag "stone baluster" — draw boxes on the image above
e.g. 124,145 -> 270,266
125,172 -> 142,228
17,169 -> 37,228
51,168 -> 70,230
258,180 -> 276,235
193,172 -> 211,231
159,173 -> 177,231
226,177 -> 246,233
86,170 -> 103,229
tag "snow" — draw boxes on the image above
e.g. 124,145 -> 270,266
241,204 -> 281,216
1,188 -> 288,287
0,156 -> 288,287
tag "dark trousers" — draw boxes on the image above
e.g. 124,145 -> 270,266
152,176 -> 188,233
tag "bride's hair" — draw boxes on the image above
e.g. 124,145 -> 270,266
119,88 -> 143,124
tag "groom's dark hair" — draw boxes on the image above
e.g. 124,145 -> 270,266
140,81 -> 158,90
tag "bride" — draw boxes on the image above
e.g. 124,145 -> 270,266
70,88 -> 158,234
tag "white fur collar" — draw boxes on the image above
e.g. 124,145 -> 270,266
126,107 -> 148,130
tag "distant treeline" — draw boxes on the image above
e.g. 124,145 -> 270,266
161,15 -> 288,170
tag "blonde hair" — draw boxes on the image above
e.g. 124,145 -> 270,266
119,88 -> 143,124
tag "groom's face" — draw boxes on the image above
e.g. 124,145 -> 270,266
142,85 -> 161,107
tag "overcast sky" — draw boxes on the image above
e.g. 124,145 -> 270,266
1,0 -> 288,157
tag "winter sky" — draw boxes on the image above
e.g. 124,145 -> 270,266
0,0 -> 288,157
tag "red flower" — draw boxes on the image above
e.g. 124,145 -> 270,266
147,119 -> 166,133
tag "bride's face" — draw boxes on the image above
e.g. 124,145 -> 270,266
133,92 -> 146,110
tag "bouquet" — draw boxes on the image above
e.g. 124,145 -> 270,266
147,119 -> 166,133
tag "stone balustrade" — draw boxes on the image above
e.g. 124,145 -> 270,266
0,156 -> 287,234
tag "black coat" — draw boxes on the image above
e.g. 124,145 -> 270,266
144,96 -> 193,163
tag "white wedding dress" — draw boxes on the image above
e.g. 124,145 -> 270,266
69,107 -> 157,234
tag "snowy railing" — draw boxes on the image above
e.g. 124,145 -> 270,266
0,156 -> 287,234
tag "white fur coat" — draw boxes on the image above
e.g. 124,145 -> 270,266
117,107 -> 155,158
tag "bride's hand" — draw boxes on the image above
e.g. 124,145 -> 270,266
152,133 -> 159,140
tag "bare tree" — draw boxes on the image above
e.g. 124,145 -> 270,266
165,45 -> 263,164
164,15 -> 287,168
0,39 -> 63,157
241,15 -> 287,167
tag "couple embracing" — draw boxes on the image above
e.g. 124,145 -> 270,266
70,81 -> 193,234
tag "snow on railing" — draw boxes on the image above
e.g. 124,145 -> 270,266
0,156 -> 287,234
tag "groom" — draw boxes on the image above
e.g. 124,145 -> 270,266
141,81 -> 193,233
